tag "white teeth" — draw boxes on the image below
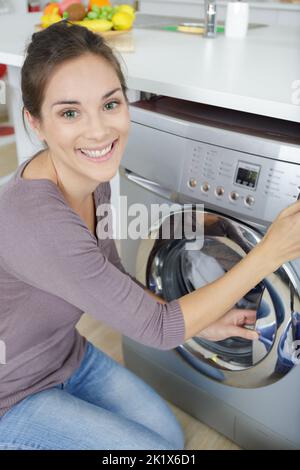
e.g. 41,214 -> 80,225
80,143 -> 113,158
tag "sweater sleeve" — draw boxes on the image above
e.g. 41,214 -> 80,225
106,237 -> 146,290
0,184 -> 185,350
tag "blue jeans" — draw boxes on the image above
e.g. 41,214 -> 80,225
0,341 -> 184,450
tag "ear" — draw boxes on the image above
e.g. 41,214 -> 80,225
24,109 -> 45,142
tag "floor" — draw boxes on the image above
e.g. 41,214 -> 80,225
0,126 -> 239,450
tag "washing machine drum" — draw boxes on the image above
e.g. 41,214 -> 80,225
137,208 -> 300,388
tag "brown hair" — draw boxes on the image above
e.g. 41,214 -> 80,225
21,20 -> 128,138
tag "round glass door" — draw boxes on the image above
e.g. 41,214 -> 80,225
136,207 -> 300,387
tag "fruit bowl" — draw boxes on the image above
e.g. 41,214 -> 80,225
38,1 -> 135,35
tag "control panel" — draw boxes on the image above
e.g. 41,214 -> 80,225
179,140 -> 300,224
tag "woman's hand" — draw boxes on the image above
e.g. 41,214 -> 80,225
260,199 -> 300,270
197,308 -> 259,342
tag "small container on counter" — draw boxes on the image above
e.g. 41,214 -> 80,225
225,1 -> 249,38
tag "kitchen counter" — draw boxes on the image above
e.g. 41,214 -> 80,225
129,15 -> 300,123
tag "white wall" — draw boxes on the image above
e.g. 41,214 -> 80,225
9,0 -> 27,14
139,0 -> 300,26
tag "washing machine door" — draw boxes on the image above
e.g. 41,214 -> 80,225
136,207 -> 300,388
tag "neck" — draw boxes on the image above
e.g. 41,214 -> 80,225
47,149 -> 97,209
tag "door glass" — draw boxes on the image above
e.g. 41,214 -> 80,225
147,210 -> 279,370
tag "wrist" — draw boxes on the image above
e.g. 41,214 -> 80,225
252,238 -> 281,275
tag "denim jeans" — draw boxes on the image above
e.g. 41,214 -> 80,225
0,341 -> 184,450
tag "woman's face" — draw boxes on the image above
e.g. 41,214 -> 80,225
30,53 -> 130,185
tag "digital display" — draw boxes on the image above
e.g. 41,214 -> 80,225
235,162 -> 260,189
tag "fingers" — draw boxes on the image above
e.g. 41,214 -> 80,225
276,199 -> 300,220
232,308 -> 257,325
242,309 -> 257,324
228,325 -> 259,341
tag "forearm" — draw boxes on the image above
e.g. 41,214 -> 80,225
178,241 -> 276,341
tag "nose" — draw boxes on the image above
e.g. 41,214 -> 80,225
84,112 -> 111,141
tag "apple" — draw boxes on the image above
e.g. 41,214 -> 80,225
59,0 -> 81,15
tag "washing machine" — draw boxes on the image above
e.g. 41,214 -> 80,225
119,96 -> 300,450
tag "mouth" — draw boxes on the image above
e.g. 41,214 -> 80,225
76,139 -> 118,163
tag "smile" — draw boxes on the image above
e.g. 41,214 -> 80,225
76,140 -> 118,163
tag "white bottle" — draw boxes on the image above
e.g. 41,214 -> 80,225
225,0 -> 249,39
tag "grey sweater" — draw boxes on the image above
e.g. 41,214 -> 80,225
0,153 -> 185,418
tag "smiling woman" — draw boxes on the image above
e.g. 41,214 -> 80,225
0,21 -> 185,451
1,18 -> 300,452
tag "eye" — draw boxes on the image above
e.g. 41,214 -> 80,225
61,110 -> 79,119
104,100 -> 120,111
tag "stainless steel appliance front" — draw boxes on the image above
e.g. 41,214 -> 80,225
120,97 -> 300,449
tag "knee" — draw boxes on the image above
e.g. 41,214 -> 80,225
152,407 -> 185,450
167,422 -> 185,450
149,413 -> 185,450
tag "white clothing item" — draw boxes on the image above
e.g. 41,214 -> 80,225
184,250 -> 225,289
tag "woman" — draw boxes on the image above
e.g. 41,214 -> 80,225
0,21 -> 299,451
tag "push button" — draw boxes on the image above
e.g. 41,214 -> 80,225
230,191 -> 239,201
188,178 -> 197,188
215,186 -> 224,197
201,182 -> 210,192
245,195 -> 255,206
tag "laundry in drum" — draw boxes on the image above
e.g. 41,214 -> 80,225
275,313 -> 300,374
275,282 -> 300,374
256,323 -> 275,353
183,250 -> 225,289
183,238 -> 259,307
182,238 -> 241,289
244,280 -> 277,353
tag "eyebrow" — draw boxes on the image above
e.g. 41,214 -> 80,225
51,87 -> 122,107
